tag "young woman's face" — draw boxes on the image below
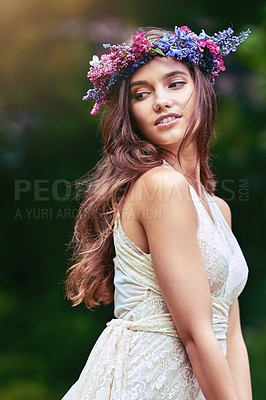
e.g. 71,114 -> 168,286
129,57 -> 196,151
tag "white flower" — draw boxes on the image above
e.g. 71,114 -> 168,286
89,55 -> 99,66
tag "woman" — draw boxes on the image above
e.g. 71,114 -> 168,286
62,26 -> 252,399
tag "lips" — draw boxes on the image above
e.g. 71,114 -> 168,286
154,113 -> 181,126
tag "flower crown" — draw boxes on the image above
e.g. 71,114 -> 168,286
83,26 -> 250,115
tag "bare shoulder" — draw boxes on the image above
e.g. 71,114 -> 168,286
120,166 -> 198,253
131,166 -> 198,230
213,195 -> 232,229
133,166 -> 190,204
137,165 -> 188,186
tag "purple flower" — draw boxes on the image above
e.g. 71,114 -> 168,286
83,25 -> 251,115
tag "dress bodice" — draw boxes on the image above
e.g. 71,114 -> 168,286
62,160 -> 249,400
112,159 -> 249,339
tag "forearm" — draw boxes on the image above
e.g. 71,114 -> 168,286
226,336 -> 252,399
185,333 -> 239,400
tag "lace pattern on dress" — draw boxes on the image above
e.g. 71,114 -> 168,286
62,159 -> 248,400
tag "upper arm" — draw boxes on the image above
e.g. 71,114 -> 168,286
214,196 -> 232,229
135,169 -> 214,344
227,299 -> 244,343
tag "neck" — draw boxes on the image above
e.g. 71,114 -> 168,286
163,144 -> 203,197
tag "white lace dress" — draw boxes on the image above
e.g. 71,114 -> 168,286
62,160 -> 249,400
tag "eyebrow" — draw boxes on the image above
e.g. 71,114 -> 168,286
130,70 -> 188,89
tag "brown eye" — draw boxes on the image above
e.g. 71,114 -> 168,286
169,81 -> 186,88
133,92 -> 149,100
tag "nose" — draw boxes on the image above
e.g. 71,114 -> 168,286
153,89 -> 174,112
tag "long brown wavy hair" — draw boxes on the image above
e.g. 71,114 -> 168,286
65,27 -> 217,309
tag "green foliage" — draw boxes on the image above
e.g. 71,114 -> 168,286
155,48 -> 167,56
0,380 -> 55,400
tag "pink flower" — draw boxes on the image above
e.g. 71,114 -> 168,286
216,54 -> 226,71
179,26 -> 190,34
132,31 -> 151,54
198,39 -> 207,48
91,103 -> 101,115
206,39 -> 220,54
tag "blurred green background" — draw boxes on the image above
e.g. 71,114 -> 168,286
0,0 -> 265,398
